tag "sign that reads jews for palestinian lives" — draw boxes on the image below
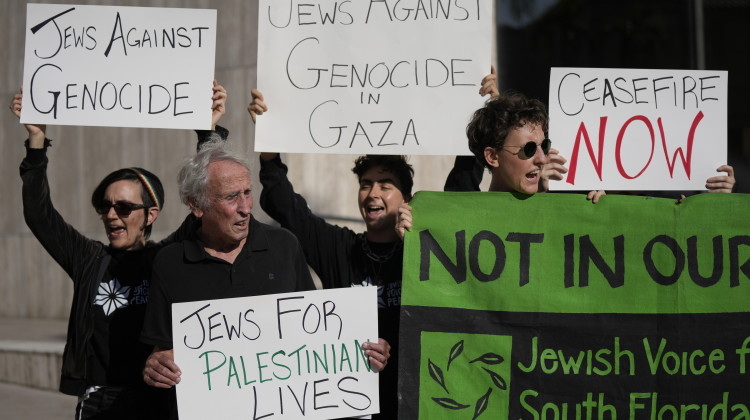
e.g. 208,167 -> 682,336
255,0 -> 492,155
400,191 -> 750,419
548,68 -> 727,191
172,287 -> 380,420
22,4 -> 216,129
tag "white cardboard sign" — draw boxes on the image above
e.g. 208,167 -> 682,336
255,1 -> 492,155
21,4 -> 216,129
548,68 -> 727,191
172,287 -> 380,420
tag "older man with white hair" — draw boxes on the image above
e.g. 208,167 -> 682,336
140,140 -> 316,394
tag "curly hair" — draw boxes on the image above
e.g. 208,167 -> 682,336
467,93 -> 549,168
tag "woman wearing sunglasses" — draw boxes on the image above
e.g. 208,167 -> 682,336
9,81 -> 226,420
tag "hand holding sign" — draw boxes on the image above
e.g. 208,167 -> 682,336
210,80 -> 226,130
143,346 -> 181,389
10,87 -> 46,148
362,338 -> 392,372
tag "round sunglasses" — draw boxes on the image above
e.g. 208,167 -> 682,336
501,138 -> 552,160
95,200 -> 148,216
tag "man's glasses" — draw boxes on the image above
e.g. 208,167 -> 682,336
501,138 -> 552,160
95,200 -> 147,216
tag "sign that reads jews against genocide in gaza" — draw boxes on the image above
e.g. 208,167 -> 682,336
548,68 -> 728,191
172,287 -> 380,420
399,191 -> 750,419
255,0 -> 492,155
21,4 -> 216,129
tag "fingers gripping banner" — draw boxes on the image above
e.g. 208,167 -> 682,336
399,192 -> 750,419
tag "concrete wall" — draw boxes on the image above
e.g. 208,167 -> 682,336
1,0 -> 492,319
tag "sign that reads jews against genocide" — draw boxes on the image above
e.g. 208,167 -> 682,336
548,68 -> 728,191
21,4 -> 216,129
399,191 -> 750,419
172,287 -> 380,420
255,0 -> 492,155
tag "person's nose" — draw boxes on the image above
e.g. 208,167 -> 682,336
105,206 -> 119,220
533,145 -> 549,165
237,193 -> 253,216
368,184 -> 381,199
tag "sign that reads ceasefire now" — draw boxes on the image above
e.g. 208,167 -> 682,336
548,68 -> 727,191
255,0 -> 492,155
172,287 -> 380,420
21,3 -> 216,129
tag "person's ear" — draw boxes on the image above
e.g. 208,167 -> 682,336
146,207 -> 159,226
189,199 -> 204,218
484,147 -> 500,168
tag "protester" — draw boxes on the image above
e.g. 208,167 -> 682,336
398,92 -> 604,239
246,71 -> 496,417
139,140 -> 330,396
10,81 -> 226,419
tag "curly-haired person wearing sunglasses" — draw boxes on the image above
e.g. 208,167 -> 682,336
10,82 -> 226,420
396,92 -> 605,239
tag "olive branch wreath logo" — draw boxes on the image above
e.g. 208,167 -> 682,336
427,339 -> 507,419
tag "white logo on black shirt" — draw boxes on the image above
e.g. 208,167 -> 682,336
94,279 -> 130,316
357,278 -> 401,309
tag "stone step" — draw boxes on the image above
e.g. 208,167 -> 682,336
0,318 -> 66,391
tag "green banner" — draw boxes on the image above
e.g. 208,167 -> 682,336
399,192 -> 750,419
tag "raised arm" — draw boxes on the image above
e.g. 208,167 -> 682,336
211,79 -> 227,130
480,66 -> 499,98
195,80 -> 229,151
10,86 -> 46,148
444,67 -> 499,192
249,89 -> 359,288
248,88 -> 267,124
248,89 -> 276,162
13,88 -> 102,276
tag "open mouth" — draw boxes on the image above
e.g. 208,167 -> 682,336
107,225 -> 126,239
365,205 -> 385,219
526,169 -> 540,182
234,219 -> 249,230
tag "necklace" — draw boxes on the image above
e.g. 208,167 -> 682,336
361,239 -> 402,287
361,239 -> 402,263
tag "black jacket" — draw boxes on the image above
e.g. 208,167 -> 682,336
19,127 -> 226,396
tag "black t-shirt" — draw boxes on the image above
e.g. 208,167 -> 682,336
258,156 -> 403,419
89,247 -> 157,387
141,217 -> 315,348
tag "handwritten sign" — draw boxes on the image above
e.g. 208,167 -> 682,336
255,0 -> 492,155
548,68 -> 728,190
399,191 -> 750,418
21,3 -> 216,129
172,287 -> 380,420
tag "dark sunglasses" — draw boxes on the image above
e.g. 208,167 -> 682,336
501,138 -> 552,160
95,200 -> 148,216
